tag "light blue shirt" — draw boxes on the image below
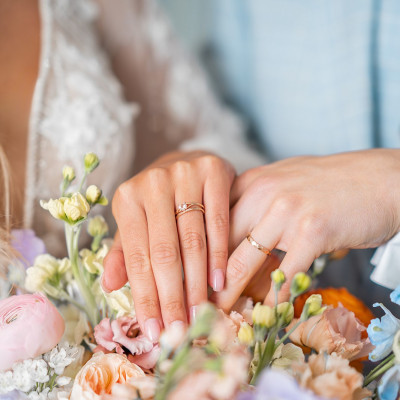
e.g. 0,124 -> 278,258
162,0 -> 400,161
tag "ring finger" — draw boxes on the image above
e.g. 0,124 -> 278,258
175,195 -> 208,322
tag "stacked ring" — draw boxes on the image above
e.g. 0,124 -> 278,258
175,202 -> 205,220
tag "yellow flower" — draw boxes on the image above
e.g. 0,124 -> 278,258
238,322 -> 254,346
88,216 -> 109,237
304,294 -> 326,318
290,272 -> 311,297
63,192 -> 90,222
84,152 -> 99,172
62,166 -> 76,181
271,269 -> 286,288
86,185 -> 102,204
40,198 -> 67,220
252,303 -> 276,328
276,302 -> 294,325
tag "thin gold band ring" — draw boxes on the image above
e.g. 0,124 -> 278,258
175,202 -> 205,220
246,233 -> 271,255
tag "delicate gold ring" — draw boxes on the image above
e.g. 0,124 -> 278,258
246,233 -> 271,255
176,202 -> 205,220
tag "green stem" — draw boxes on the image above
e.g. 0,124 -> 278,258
78,171 -> 88,193
275,319 -> 303,348
65,223 -> 99,327
364,353 -> 396,386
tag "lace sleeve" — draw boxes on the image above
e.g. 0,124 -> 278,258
95,0 -> 267,173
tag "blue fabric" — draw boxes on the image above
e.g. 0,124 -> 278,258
208,0 -> 400,160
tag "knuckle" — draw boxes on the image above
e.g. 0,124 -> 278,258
113,181 -> 134,212
151,242 -> 180,267
226,255 -> 248,282
181,231 -> 205,253
200,154 -> 223,169
170,160 -> 192,178
298,213 -> 326,241
271,195 -> 301,217
210,213 -> 229,234
126,248 -> 151,275
136,297 -> 159,314
146,167 -> 169,188
163,299 -> 185,315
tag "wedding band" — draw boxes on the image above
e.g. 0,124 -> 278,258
246,233 -> 271,255
175,202 -> 205,220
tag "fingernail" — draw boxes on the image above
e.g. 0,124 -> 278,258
145,318 -> 161,343
100,274 -> 111,294
212,269 -> 225,292
190,306 -> 199,323
170,320 -> 186,330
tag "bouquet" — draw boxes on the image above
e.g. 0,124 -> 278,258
0,153 -> 399,400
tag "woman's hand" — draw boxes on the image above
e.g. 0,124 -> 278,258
102,151 -> 235,341
213,149 -> 400,311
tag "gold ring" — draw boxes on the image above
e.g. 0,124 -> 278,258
246,233 -> 271,255
176,202 -> 205,220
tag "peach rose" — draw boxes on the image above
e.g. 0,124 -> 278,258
293,353 -> 371,400
290,305 -> 373,360
70,353 -> 145,400
0,293 -> 65,371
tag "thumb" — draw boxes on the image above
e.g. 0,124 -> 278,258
102,230 -> 128,292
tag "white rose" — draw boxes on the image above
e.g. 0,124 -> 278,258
63,193 -> 90,222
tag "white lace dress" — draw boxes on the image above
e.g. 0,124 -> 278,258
26,0 -> 265,255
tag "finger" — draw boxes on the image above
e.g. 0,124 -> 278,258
230,167 -> 263,206
146,191 -> 188,327
116,203 -> 162,342
204,172 -> 232,293
263,242 -> 320,306
212,214 -> 284,312
102,230 -> 128,292
176,200 -> 208,322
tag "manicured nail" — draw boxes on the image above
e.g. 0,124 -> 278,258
190,306 -> 199,323
212,269 -> 225,292
100,274 -> 111,294
145,318 -> 161,342
170,320 -> 186,329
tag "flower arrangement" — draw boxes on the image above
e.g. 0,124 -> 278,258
0,153 -> 399,400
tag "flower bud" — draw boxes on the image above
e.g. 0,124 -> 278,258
303,294 -> 326,318
62,166 -> 75,182
63,192 -> 90,222
86,185 -> 102,204
40,198 -> 66,220
84,152 -> 99,173
252,303 -> 276,328
290,272 -> 311,297
271,269 -> 286,290
88,216 -> 109,238
276,302 -> 294,325
238,322 -> 254,346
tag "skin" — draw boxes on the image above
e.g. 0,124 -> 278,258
103,150 -> 235,339
211,149 -> 400,310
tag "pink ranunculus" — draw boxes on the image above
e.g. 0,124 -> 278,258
94,316 -> 158,369
289,304 -> 373,361
0,293 -> 65,371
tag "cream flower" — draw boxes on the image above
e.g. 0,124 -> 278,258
40,198 -> 67,220
59,304 -> 90,345
271,343 -> 304,370
88,216 -> 109,238
62,166 -> 75,181
70,353 -> 144,400
86,185 -> 102,204
104,286 -> 135,318
63,193 -> 90,222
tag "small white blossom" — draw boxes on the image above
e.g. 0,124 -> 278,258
55,376 -> 71,387
0,370 -> 14,394
29,359 -> 49,384
12,361 -> 36,393
44,343 -> 80,375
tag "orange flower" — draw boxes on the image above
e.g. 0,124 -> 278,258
294,287 -> 374,328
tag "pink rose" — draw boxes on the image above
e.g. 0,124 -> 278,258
94,316 -> 160,369
290,304 -> 373,360
71,353 -> 145,399
0,293 -> 65,371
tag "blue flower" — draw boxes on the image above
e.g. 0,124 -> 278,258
237,369 -> 326,400
390,285 -> 400,306
378,365 -> 400,400
367,303 -> 400,362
